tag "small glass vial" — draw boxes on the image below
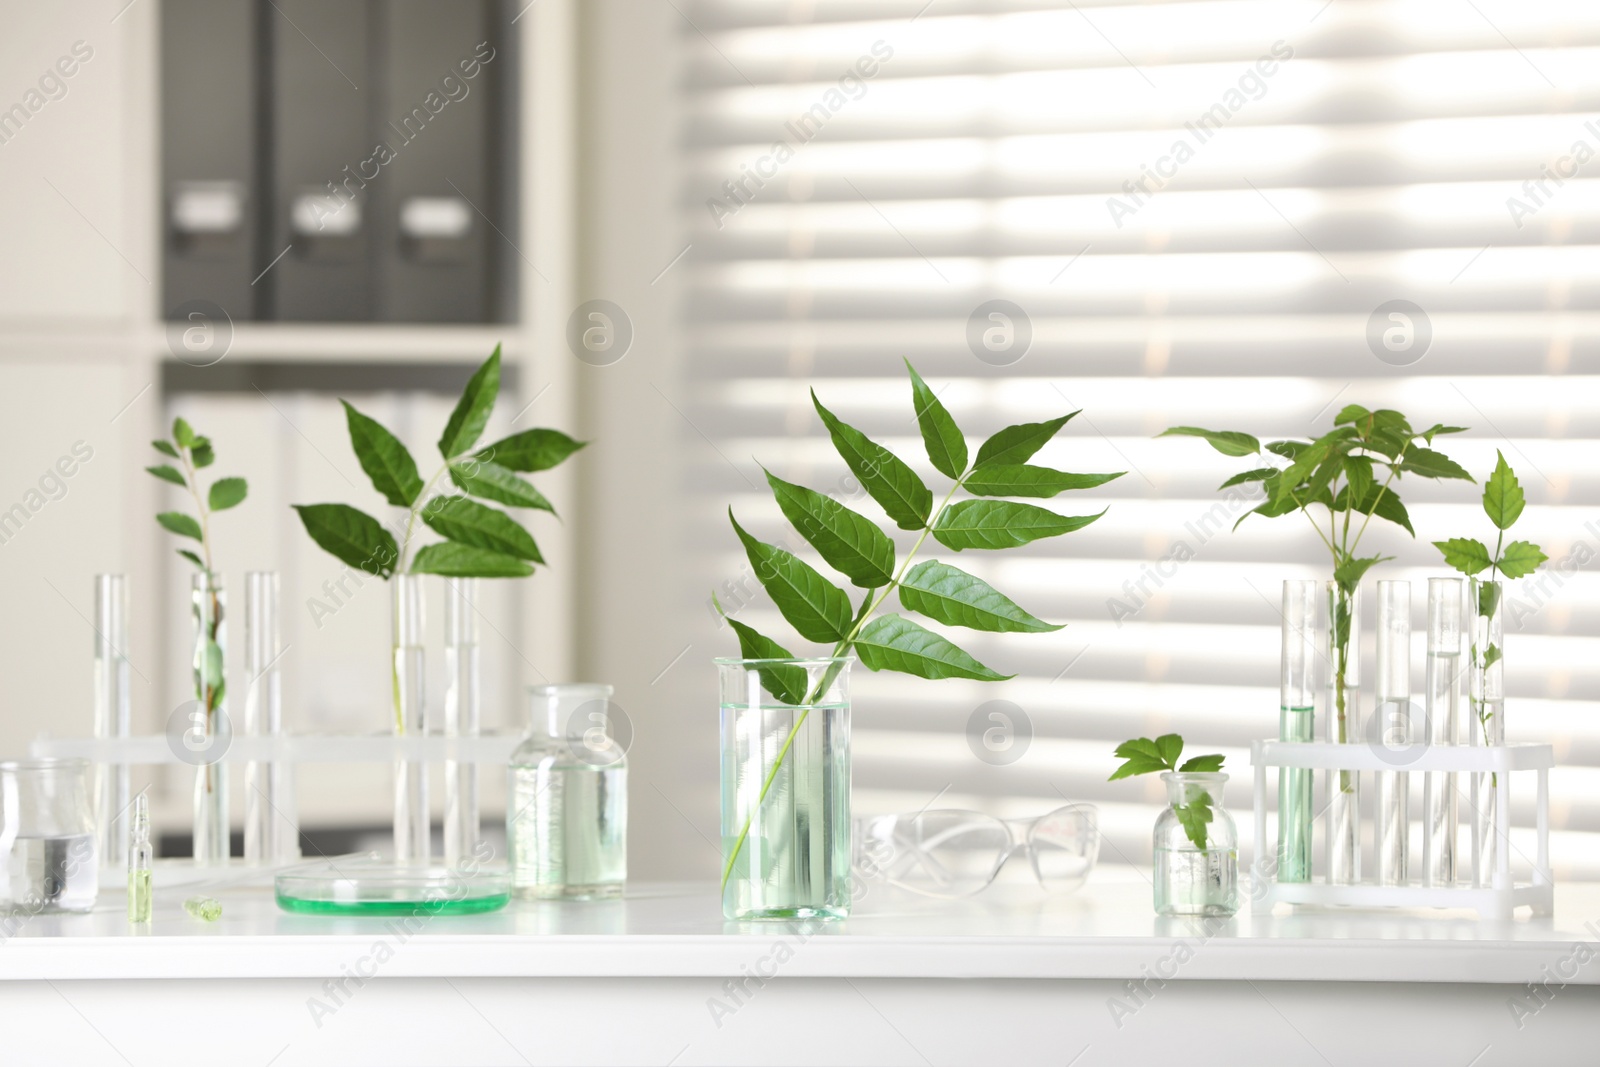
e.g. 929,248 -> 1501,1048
1153,772 -> 1238,918
509,684 -> 627,900
128,791 -> 152,924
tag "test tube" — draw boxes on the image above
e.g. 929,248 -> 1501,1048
93,574 -> 131,869
1422,577 -> 1463,886
245,572 -> 297,864
1373,580 -> 1411,886
1277,580 -> 1316,884
443,578 -> 481,866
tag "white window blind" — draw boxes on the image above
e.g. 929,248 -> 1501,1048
679,0 -> 1600,879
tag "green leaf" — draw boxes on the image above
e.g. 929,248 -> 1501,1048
811,390 -> 931,531
1217,467 -> 1276,490
1174,792 -> 1215,850
718,606 -> 807,706
729,510 -> 853,642
421,495 -> 542,562
1482,450 -> 1525,531
1337,484 -> 1413,536
476,428 -> 586,473
764,469 -> 894,589
410,541 -> 534,577
1333,404 -> 1371,426
1344,455 -> 1373,507
853,613 -> 1010,681
202,639 -> 224,690
176,549 -> 204,570
1273,432 -> 1340,504
1109,736 -> 1182,780
975,414 -> 1076,469
1179,753 -> 1226,773
1477,580 -> 1502,620
1232,492 -> 1300,531
1265,440 -> 1306,459
1498,540 -> 1548,580
932,500 -> 1104,551
1108,753 -> 1168,781
1333,554 -> 1390,595
1482,642 -> 1502,669
1400,446 -> 1473,482
172,418 -> 196,448
961,465 -> 1123,498
1434,537 -> 1493,577
343,401 -> 423,507
1157,426 -> 1260,458
1113,737 -> 1165,764
152,439 -> 179,458
156,511 -> 203,541
292,504 -> 399,578
208,477 -> 248,512
1421,423 -> 1470,444
898,560 -> 1061,633
437,345 -> 502,459
191,442 -> 214,469
450,460 -> 553,512
905,360 -> 967,480
146,464 -> 186,487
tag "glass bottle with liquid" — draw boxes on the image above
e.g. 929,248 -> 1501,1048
1154,772 -> 1238,918
508,684 -> 627,899
128,791 -> 152,924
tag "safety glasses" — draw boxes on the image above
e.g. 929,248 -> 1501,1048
855,804 -> 1098,898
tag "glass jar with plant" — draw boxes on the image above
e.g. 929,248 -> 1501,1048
717,361 -> 1121,919
293,345 -> 584,863
1160,406 -> 1473,884
1110,734 -> 1234,917
1432,451 -> 1546,887
148,418 -> 249,864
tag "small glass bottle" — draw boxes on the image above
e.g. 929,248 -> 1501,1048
1154,772 -> 1238,918
508,684 -> 627,900
128,791 -> 152,924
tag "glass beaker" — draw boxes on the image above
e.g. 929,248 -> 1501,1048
0,759 -> 99,913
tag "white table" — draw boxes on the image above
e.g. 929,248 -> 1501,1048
5,870 -> 1600,1066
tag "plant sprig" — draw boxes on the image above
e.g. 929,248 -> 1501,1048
293,345 -> 585,581
1434,451 -> 1547,750
1108,733 -> 1224,849
1161,406 -> 1473,596
718,360 -> 1123,890
148,419 -> 247,732
148,417 -> 248,576
1159,406 -> 1474,776
1434,450 -> 1548,592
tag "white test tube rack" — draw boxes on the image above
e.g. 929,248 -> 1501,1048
1250,739 -> 1554,920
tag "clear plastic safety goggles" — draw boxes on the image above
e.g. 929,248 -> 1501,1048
855,803 -> 1098,898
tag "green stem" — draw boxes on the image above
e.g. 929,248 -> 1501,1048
398,462 -> 451,574
390,464 -> 450,736
718,476 -> 967,895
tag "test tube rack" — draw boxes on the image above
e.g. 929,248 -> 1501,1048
1249,739 -> 1554,920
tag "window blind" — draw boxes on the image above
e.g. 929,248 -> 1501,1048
678,0 -> 1600,879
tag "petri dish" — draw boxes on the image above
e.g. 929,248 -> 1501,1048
275,861 -> 512,916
